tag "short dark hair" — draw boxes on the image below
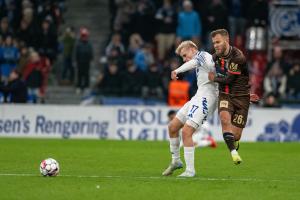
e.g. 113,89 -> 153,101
167,110 -> 176,117
210,29 -> 229,38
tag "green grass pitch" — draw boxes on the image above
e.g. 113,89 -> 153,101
0,138 -> 299,200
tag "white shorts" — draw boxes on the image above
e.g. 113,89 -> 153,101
176,93 -> 217,129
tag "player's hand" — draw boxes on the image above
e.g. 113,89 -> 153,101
171,70 -> 178,80
208,72 -> 215,81
250,93 -> 260,103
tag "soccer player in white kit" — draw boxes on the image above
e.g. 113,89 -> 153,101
162,40 -> 218,177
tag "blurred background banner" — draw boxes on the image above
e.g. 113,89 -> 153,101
0,104 -> 114,139
270,4 -> 300,38
0,105 -> 299,142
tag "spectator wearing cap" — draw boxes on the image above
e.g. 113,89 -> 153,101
75,27 -> 93,94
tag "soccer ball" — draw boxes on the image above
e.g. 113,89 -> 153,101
40,158 -> 60,176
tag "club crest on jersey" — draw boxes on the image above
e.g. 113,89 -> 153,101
229,63 -> 238,71
220,100 -> 229,108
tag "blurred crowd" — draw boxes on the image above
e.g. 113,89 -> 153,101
0,0 -> 65,103
95,0 -> 300,107
1,0 -> 299,107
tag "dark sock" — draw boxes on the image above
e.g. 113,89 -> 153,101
235,140 -> 240,151
223,132 -> 236,152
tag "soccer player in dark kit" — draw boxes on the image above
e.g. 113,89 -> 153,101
208,29 -> 259,165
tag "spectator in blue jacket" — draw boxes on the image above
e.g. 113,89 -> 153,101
0,35 -> 19,81
133,43 -> 154,72
176,0 -> 201,47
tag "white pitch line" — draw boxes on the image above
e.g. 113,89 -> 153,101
0,173 -> 298,183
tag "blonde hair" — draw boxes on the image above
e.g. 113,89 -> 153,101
175,40 -> 198,55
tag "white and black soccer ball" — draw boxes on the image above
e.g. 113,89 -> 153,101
40,158 -> 60,176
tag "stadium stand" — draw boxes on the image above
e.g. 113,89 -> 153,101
0,0 -> 299,107
99,0 -> 300,107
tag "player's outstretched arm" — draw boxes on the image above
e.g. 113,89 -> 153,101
174,59 -> 198,74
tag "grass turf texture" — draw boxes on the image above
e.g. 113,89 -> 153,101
0,138 -> 299,200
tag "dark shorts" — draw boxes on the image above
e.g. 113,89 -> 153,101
218,93 -> 250,128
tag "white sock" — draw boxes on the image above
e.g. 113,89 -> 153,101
231,149 -> 238,155
170,137 -> 180,164
184,147 -> 195,173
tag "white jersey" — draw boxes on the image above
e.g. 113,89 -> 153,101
175,51 -> 218,97
175,50 -> 218,128
193,51 -> 218,96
